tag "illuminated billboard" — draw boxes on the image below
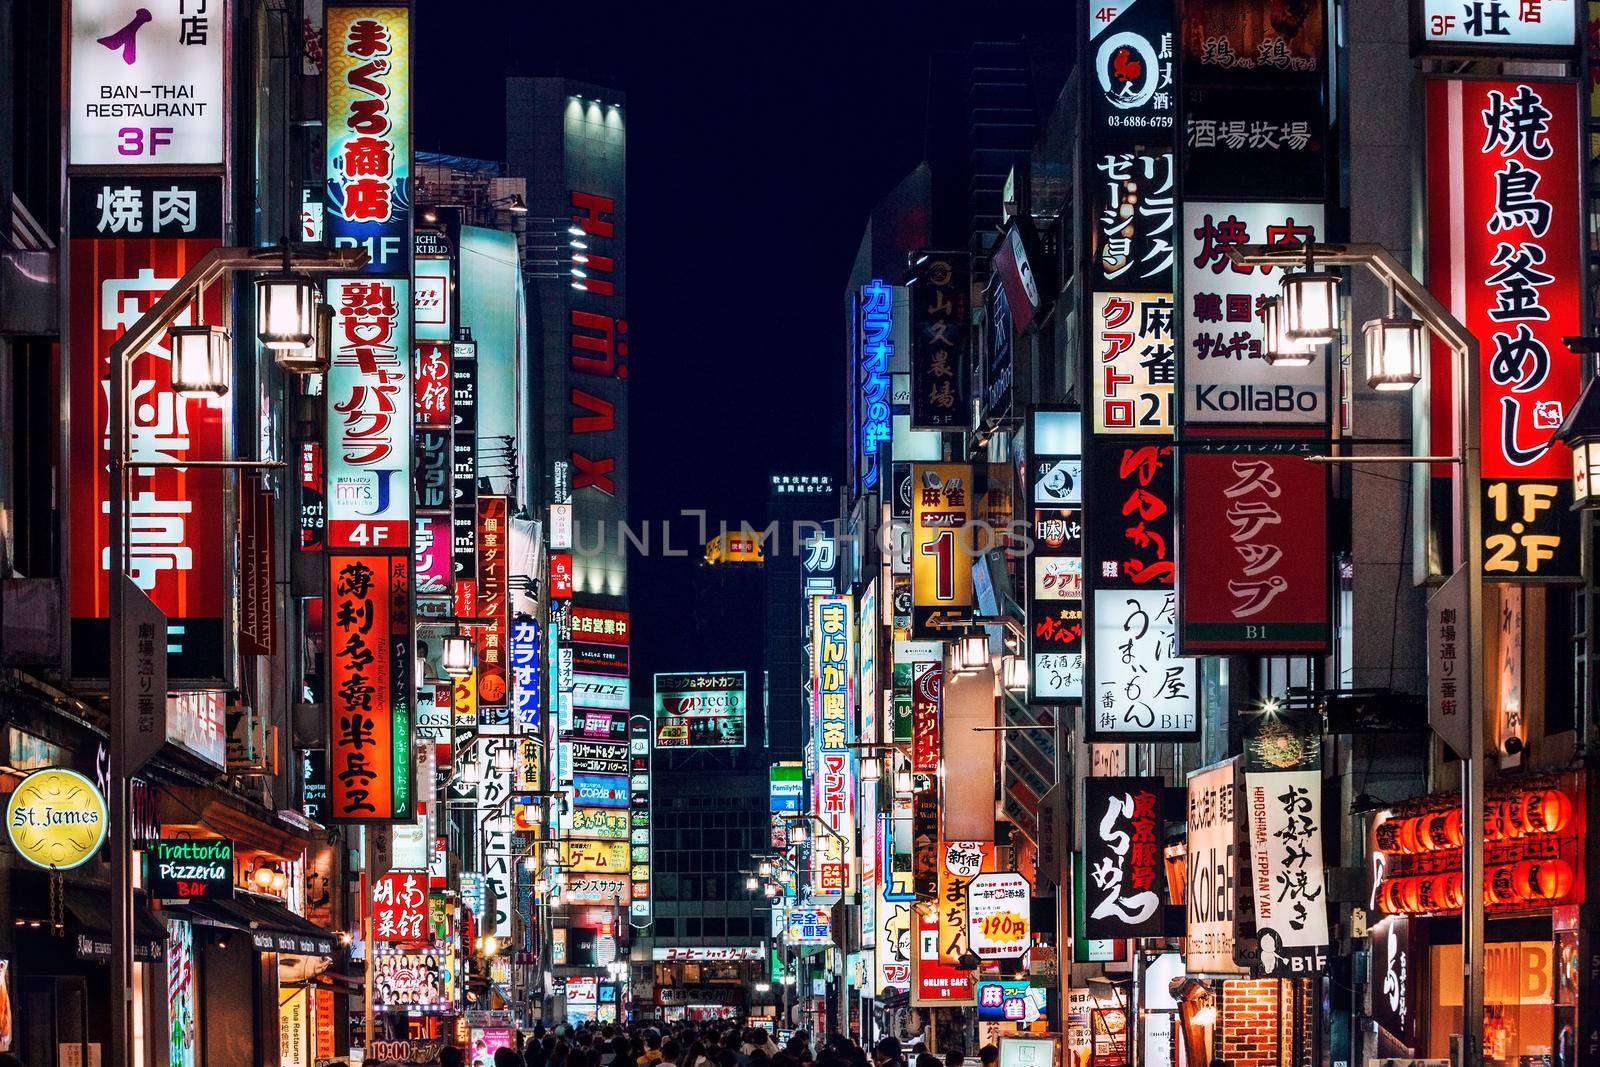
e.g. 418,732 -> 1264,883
652,672 -> 747,748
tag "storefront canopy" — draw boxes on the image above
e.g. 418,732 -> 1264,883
65,888 -> 168,962
180,892 -> 336,956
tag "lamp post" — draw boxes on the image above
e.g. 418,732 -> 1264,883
106,245 -> 365,1067
1225,240 -> 1484,1067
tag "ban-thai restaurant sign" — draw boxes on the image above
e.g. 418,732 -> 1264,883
1426,77 -> 1582,579
327,554 -> 413,821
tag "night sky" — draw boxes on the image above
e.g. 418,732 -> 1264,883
415,0 -> 1074,680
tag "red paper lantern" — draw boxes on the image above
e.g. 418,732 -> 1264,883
1519,790 -> 1572,835
1486,865 -> 1521,906
1502,795 -> 1530,838
1438,872 -> 1465,911
1513,859 -> 1572,901
1395,818 -> 1421,854
1441,809 -> 1464,848
1375,819 -> 1404,854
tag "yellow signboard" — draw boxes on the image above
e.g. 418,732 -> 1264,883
561,839 -> 629,874
911,464 -> 974,637
6,768 -> 108,870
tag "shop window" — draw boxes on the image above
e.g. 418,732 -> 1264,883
702,918 -> 725,937
1428,941 -> 1568,1065
727,917 -> 750,937
685,918 -> 701,937
653,919 -> 675,939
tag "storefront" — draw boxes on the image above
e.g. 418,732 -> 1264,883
1368,773 -> 1587,1066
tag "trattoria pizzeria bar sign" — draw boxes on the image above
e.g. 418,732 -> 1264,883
147,838 -> 235,901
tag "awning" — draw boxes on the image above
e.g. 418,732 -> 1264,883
177,892 -> 336,957
65,888 -> 169,962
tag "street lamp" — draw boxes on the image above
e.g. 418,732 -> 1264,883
1363,315 -> 1426,391
442,631 -> 475,677
746,874 -> 760,891
1227,239 -> 1485,1067
953,634 -> 988,675
167,324 -> 232,398
1261,296 -> 1317,367
255,253 -> 319,351
788,823 -> 807,846
1280,266 -> 1340,344
276,300 -> 333,376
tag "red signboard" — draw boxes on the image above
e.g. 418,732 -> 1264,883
911,661 -> 941,773
475,495 -> 509,707
68,236 -> 227,680
1179,450 -> 1329,651
550,553 -> 574,599
328,554 -> 413,822
414,342 -> 451,428
1426,77 -> 1582,577
372,870 -> 430,943
913,898 -> 975,1006
568,190 -> 625,495
570,605 -> 628,645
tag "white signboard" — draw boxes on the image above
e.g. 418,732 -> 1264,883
1419,0 -> 1576,50
1245,767 -> 1329,974
967,872 -> 1031,960
1091,589 -> 1196,738
1181,202 -> 1327,427
1427,567 -> 1472,757
1185,758 -> 1248,975
71,0 -> 226,165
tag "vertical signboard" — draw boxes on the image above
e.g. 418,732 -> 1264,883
1242,712 -> 1328,975
908,253 -> 970,429
936,840 -> 994,965
69,0 -> 226,165
1029,410 -> 1085,702
451,337 -> 478,583
327,554 -> 413,822
811,594 -> 856,905
1087,0 -> 1176,137
67,178 -> 227,681
1178,448 -> 1330,651
1092,292 -> 1175,435
476,496 -> 510,710
324,277 -> 413,550
325,5 -> 411,275
858,280 -> 894,492
1091,151 -> 1176,292
1082,777 -> 1166,938
911,464 -> 974,637
1425,78 -> 1582,578
1184,759 -> 1247,975
629,712 -> 653,926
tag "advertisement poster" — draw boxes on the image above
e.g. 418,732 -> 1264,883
167,918 -> 197,1067
967,872 -> 1031,960
1243,712 -> 1329,975
653,671 -> 747,748
327,554 -> 413,821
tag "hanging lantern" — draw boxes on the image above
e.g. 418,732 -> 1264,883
1486,864 -> 1521,906
1501,795 -> 1530,838
1261,296 -> 1317,367
442,632 -> 474,677
954,634 -> 988,675
1520,789 -> 1572,834
255,269 -> 318,350
1362,316 -> 1425,391
1556,377 -> 1600,510
1439,872 -> 1465,911
1441,809 -> 1464,849
1394,817 -> 1421,855
168,324 -> 232,398
1513,859 -> 1572,901
276,299 -> 332,375
1374,818 -> 1404,853
1002,656 -> 1029,692
1281,268 -> 1340,345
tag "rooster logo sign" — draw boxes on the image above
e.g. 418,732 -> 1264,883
1096,31 -> 1162,113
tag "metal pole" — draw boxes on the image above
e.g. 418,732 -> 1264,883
1226,241 -> 1485,1067
106,246 -> 363,1067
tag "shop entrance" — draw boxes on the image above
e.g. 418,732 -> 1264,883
19,974 -> 91,1067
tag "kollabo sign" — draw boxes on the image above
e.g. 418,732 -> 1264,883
148,838 -> 235,901
6,769 -> 109,871
70,0 -> 226,164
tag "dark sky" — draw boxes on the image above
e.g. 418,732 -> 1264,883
415,0 -> 1073,678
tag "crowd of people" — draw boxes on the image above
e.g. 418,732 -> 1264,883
439,1022 -> 1002,1067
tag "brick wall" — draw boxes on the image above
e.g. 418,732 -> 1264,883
1219,979 -> 1284,1067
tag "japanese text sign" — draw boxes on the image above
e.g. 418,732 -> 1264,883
909,254 -> 970,429
327,554 -> 413,822
373,871 -> 430,943
912,464 -> 975,637
811,594 -> 856,905
325,5 -> 411,274
1083,777 -> 1166,938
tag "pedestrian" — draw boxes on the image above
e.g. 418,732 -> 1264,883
871,1037 -> 905,1067
497,1049 -> 526,1067
661,1039 -> 683,1067
978,1047 -> 998,1067
943,1050 -> 965,1067
916,1053 -> 942,1067
640,1032 -> 665,1067
441,1048 -> 465,1067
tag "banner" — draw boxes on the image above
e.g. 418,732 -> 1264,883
967,872 -> 1030,960
1030,409 -> 1084,702
1184,759 -> 1247,975
325,277 -> 413,550
1425,78 -> 1582,578
911,661 -> 941,773
325,5 -> 411,275
1179,448 -> 1329,652
1092,292 -> 1175,434
1082,777 -> 1166,938
909,252 -> 970,429
1091,151 -> 1176,291
911,464 -> 974,637
1242,713 -> 1328,975
810,595 -> 856,904
67,186 -> 227,681
327,554 -> 413,821
475,496 -> 509,707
